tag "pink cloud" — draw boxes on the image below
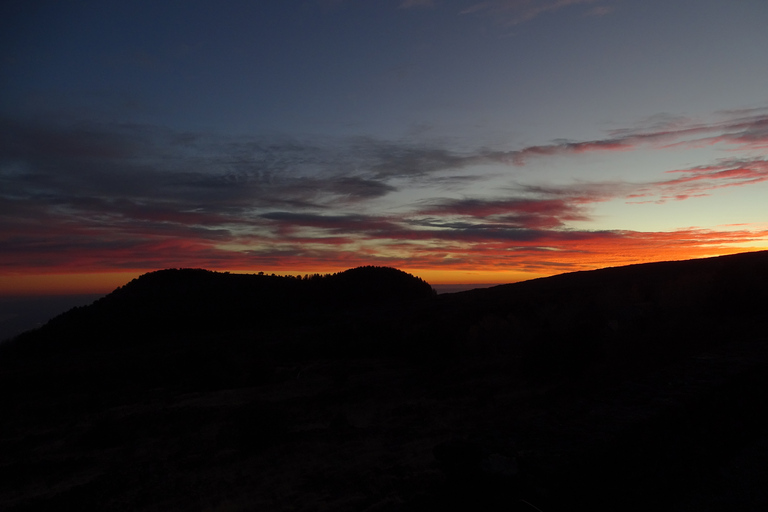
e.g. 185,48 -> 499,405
508,109 -> 768,165
4,195 -> 767,282
509,139 -> 633,165
3,108 -> 768,287
627,158 -> 768,203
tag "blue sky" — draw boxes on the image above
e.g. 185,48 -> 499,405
1,0 -> 767,293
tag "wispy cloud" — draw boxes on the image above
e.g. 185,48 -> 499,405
2,108 -> 767,280
506,109 -> 768,165
629,158 -> 768,203
399,0 -> 436,8
416,197 -> 592,228
462,0 -> 606,25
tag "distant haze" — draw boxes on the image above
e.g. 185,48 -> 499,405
432,283 -> 496,294
0,295 -> 103,343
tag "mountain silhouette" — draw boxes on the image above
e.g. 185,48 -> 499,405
2,253 -> 768,512
3,265 -> 434,354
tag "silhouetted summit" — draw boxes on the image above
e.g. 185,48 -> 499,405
103,265 -> 433,308
319,265 -> 435,303
3,266 -> 435,355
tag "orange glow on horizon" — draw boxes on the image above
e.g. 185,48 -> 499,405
0,272 -> 143,297
2,241 -> 766,297
0,268 -> 543,296
401,268 -> 545,285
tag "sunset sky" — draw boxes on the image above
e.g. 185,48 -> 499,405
2,0 -> 768,295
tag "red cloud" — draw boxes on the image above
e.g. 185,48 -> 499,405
3,109 -> 768,293
509,139 -> 633,165
628,158 -> 768,203
4,195 -> 766,286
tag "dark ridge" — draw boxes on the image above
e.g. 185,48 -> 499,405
0,266 -> 435,357
433,250 -> 768,378
83,265 -> 433,313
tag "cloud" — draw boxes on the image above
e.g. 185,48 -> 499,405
628,158 -> 768,204
241,224 -> 768,276
399,0 -> 436,8
7,106 -> 764,210
586,5 -> 613,16
2,108 -> 768,281
260,211 -> 404,237
3,179 -> 766,276
505,138 -> 633,164
0,118 -> 411,213
491,108 -> 768,166
462,0 -> 605,25
416,197 -> 592,228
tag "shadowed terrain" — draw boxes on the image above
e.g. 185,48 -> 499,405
2,255 -> 768,511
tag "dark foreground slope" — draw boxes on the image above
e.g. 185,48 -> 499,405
1,255 -> 768,511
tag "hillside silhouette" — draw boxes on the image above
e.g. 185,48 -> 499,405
3,265 -> 434,353
2,253 -> 768,511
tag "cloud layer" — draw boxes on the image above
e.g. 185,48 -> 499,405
2,108 -> 768,280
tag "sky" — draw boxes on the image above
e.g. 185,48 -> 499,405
1,0 -> 768,295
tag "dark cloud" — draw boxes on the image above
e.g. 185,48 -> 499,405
505,108 -> 768,165
0,119 -> 414,236
260,211 -> 404,236
326,176 -> 398,198
259,206 -> 608,245
3,108 -> 768,276
418,197 -> 591,226
0,219 -> 242,273
361,140 -> 481,178
9,107 -> 764,213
